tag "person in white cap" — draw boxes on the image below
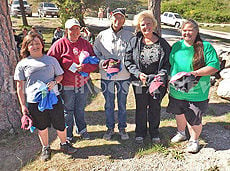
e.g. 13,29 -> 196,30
93,8 -> 133,140
48,18 -> 98,142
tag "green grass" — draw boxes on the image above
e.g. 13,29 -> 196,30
137,144 -> 185,160
200,25 -> 230,33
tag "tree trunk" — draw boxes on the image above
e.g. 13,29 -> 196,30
0,0 -> 21,133
19,0 -> 28,26
148,0 -> 161,36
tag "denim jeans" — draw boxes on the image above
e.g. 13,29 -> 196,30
101,79 -> 130,130
61,84 -> 89,139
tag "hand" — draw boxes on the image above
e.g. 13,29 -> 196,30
21,104 -> 29,115
190,71 -> 199,77
47,80 -> 56,90
76,64 -> 83,72
139,73 -> 147,86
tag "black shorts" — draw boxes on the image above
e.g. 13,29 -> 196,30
166,96 -> 208,126
28,96 -> 65,131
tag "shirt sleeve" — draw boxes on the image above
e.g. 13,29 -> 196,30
51,57 -> 64,76
204,42 -> 220,70
47,40 -> 63,62
14,62 -> 26,81
93,33 -> 105,60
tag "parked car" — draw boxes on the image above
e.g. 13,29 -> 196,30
10,0 -> 32,17
161,12 -> 185,28
38,2 -> 59,18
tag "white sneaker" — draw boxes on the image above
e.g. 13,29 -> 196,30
171,132 -> 187,143
186,141 -> 199,153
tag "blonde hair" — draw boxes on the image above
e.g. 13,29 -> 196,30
133,10 -> 157,33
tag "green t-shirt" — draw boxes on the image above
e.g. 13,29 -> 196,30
169,40 -> 220,101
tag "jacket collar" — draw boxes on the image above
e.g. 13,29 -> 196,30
110,25 -> 124,34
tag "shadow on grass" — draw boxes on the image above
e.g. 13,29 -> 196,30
0,128 -> 57,171
201,121 -> 230,151
49,126 -> 175,160
206,103 -> 230,116
85,107 -> 175,126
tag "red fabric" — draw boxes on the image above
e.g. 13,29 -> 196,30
47,37 -> 98,87
21,115 -> 33,130
169,72 -> 191,83
102,59 -> 121,74
149,75 -> 164,96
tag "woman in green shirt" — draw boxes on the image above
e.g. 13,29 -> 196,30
167,19 -> 220,153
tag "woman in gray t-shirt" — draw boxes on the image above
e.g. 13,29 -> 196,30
14,33 -> 77,161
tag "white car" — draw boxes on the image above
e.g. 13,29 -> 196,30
38,2 -> 59,18
161,12 -> 185,28
10,0 -> 32,17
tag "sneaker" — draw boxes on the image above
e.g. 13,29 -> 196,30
103,129 -> 115,140
119,129 -> 129,140
135,137 -> 144,144
60,142 -> 77,154
152,137 -> 161,144
40,146 -> 51,161
186,140 -> 199,153
171,132 -> 187,143
81,132 -> 90,140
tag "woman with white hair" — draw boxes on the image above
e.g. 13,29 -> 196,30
124,10 -> 171,144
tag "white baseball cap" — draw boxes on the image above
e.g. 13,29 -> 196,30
65,18 -> 81,29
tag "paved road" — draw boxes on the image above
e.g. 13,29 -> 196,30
84,17 -> 230,51
29,15 -> 229,51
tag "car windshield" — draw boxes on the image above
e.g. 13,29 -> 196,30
44,3 -> 56,8
175,14 -> 182,19
13,1 -> 28,5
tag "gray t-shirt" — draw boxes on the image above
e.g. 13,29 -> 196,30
14,55 -> 64,103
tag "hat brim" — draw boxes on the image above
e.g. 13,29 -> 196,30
112,12 -> 125,17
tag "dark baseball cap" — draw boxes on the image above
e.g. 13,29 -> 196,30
111,8 -> 126,17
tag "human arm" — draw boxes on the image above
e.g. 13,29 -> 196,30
16,81 -> 29,115
80,41 -> 98,73
124,37 -> 142,79
46,74 -> 63,90
191,42 -> 220,77
191,66 -> 218,76
47,41 -> 62,62
93,34 -> 107,69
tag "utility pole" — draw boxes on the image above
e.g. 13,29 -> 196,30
148,0 -> 161,36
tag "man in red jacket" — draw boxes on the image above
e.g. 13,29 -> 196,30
48,18 -> 98,142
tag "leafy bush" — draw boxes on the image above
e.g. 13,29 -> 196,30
54,0 -> 85,27
161,0 -> 230,23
